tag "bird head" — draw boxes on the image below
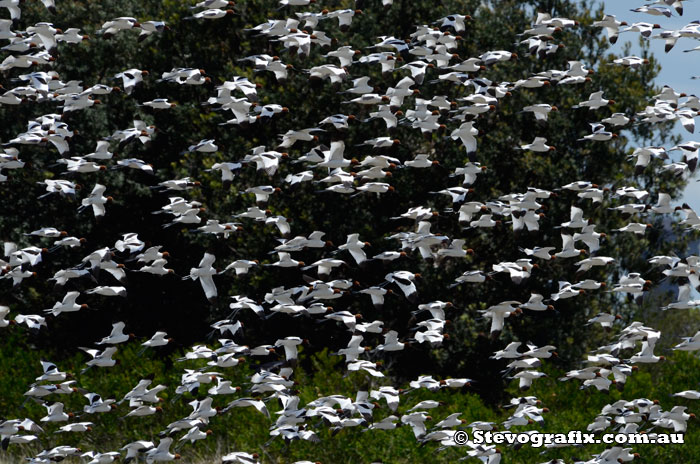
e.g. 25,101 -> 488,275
174,454 -> 181,460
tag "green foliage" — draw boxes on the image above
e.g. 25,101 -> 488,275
1,344 -> 700,463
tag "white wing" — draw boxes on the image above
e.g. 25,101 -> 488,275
199,253 -> 216,267
199,275 -> 217,300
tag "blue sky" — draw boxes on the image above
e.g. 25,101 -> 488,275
592,0 -> 700,209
